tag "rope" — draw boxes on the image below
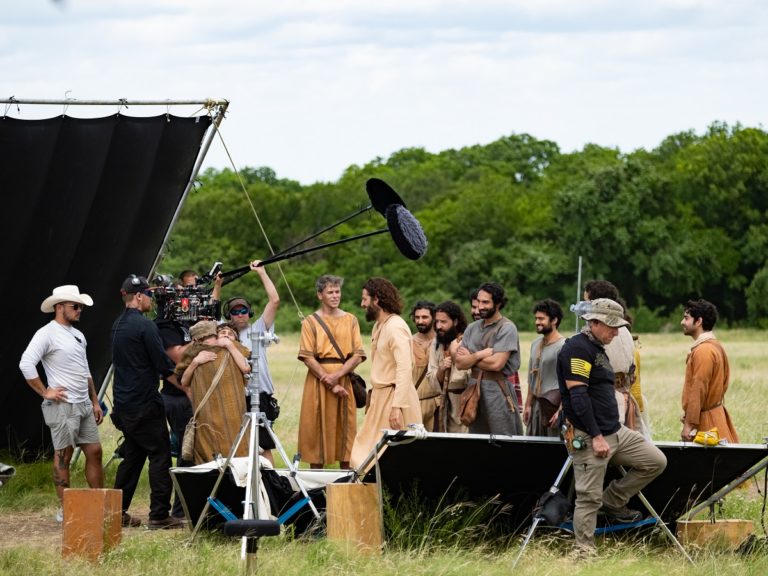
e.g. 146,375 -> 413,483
213,125 -> 305,324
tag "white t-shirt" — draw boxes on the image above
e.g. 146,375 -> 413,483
238,316 -> 275,395
19,320 -> 92,403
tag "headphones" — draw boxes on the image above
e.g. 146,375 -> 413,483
223,296 -> 254,320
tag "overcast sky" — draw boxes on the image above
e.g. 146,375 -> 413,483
3,0 -> 766,184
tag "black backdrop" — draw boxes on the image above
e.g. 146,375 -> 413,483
0,113 -> 212,458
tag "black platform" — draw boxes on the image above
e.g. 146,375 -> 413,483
361,432 -> 768,532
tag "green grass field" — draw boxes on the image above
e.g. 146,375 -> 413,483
1,329 -> 767,574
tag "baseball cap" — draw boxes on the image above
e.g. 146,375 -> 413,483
121,274 -> 150,295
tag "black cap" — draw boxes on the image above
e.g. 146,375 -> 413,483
121,274 -> 150,295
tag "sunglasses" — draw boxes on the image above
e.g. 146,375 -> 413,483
229,307 -> 250,316
63,303 -> 83,311
140,289 -> 153,297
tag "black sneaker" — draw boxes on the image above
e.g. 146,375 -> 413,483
147,515 -> 186,530
121,512 -> 142,528
598,505 -> 643,524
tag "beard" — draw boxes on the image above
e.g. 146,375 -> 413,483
536,324 -> 552,335
436,326 -> 458,346
365,302 -> 380,322
478,306 -> 496,319
415,323 -> 433,334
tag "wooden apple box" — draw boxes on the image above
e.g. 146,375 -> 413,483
62,488 -> 122,562
676,519 -> 754,549
326,483 -> 382,554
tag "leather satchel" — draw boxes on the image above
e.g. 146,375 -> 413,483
311,313 -> 367,409
459,370 -> 482,426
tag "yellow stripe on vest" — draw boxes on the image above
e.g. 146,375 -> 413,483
570,358 -> 592,379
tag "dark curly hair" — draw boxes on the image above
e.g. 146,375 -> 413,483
410,300 -> 436,321
532,298 -> 563,328
477,282 -> 507,310
685,298 -> 718,331
584,279 -> 619,301
435,300 -> 468,334
363,277 -> 403,315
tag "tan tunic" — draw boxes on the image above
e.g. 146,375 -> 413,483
350,314 -> 422,470
412,333 -> 439,430
682,335 -> 738,443
426,339 -> 469,433
175,342 -> 250,464
297,312 -> 366,465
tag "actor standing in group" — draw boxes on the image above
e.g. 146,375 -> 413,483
680,298 -> 739,443
223,259 -> 280,464
350,278 -> 422,470
523,299 -> 566,437
19,285 -> 104,524
455,282 -> 524,436
110,275 -> 183,529
583,280 -> 650,438
297,275 -> 366,469
426,300 -> 469,433
410,300 -> 440,430
558,298 -> 666,555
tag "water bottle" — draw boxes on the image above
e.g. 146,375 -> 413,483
570,301 -> 592,315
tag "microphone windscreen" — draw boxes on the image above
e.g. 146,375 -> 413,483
386,204 -> 428,260
366,178 -> 406,215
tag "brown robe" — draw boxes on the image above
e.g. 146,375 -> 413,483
175,342 -> 250,464
297,312 -> 366,465
412,333 -> 439,430
682,336 -> 739,443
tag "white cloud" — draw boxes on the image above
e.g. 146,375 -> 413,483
2,0 -> 767,182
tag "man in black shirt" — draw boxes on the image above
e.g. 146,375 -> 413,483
111,275 -> 184,529
558,298 -> 666,554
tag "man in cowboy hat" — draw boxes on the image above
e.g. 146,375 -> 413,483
19,285 -> 104,523
557,298 -> 667,556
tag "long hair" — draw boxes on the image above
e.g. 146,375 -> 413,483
363,277 -> 403,315
435,300 -> 467,334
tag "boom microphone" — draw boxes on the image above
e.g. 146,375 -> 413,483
385,204 -> 428,260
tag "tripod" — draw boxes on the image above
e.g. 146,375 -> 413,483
190,330 -> 320,557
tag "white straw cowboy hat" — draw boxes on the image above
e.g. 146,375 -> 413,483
40,285 -> 94,313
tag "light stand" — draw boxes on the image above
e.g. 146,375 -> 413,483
190,330 -> 320,561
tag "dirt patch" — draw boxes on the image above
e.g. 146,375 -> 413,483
0,504 -> 151,551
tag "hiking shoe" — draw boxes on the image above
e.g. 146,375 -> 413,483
599,504 -> 643,523
147,515 -> 186,530
121,512 -> 142,528
55,507 -> 64,523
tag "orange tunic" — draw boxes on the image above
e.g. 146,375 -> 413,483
350,314 -> 422,470
682,336 -> 739,443
297,312 -> 365,465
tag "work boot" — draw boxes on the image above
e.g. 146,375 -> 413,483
147,515 -> 186,530
598,504 -> 643,524
122,512 -> 142,528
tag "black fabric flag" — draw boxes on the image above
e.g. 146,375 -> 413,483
0,113 -> 212,458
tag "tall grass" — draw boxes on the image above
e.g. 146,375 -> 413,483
2,329 -> 767,574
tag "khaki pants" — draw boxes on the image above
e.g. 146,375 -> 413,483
571,425 -> 666,548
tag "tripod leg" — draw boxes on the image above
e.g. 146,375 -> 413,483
262,419 -> 322,520
511,455 -> 573,569
190,413 -> 251,541
617,465 -> 694,564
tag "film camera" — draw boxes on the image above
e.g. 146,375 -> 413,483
151,262 -> 221,323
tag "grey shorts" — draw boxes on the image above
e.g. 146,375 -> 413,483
40,399 -> 100,449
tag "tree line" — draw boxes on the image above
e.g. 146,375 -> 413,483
159,121 -> 768,332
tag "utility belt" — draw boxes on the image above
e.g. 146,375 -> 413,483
563,420 -> 589,452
